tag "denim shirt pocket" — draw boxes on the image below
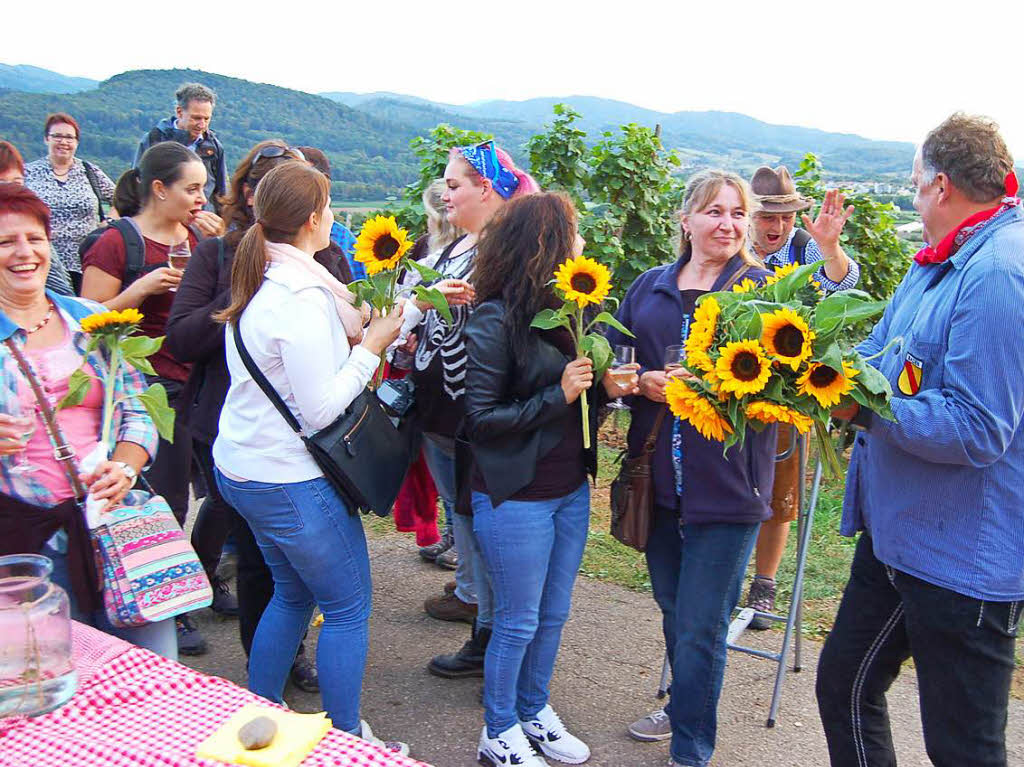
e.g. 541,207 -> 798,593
893,332 -> 945,399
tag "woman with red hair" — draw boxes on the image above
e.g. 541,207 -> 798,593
25,113 -> 114,291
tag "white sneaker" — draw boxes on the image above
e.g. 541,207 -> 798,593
359,719 -> 410,757
628,707 -> 671,742
477,723 -> 549,766
520,705 -> 591,764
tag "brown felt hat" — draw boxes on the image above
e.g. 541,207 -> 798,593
750,166 -> 813,213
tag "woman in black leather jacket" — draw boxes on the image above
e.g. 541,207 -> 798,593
464,192 -> 637,767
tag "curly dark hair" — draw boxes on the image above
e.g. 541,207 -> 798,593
920,113 -> 1015,203
220,140 -> 305,248
474,192 -> 578,364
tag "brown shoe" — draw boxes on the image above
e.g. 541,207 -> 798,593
424,592 -> 477,623
444,579 -> 456,595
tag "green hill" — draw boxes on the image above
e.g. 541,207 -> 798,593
0,64 -> 97,94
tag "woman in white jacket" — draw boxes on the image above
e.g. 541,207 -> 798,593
212,162 -> 404,741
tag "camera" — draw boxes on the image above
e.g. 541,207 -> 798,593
376,378 -> 415,418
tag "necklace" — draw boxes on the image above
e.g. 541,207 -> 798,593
24,303 -> 55,335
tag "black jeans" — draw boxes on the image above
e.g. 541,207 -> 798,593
143,378 -> 192,526
190,439 -> 239,582
816,533 -> 1019,767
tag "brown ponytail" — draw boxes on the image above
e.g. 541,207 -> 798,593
214,162 -> 330,324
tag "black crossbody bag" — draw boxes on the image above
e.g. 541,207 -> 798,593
232,323 -> 421,517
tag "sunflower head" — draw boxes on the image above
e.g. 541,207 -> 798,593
354,215 -> 413,275
684,296 -> 720,373
714,339 -> 772,397
760,307 -> 815,370
79,309 -> 144,335
665,376 -> 733,442
797,360 -> 859,408
764,262 -> 802,286
731,278 -> 758,294
554,255 -> 612,308
745,400 -> 814,433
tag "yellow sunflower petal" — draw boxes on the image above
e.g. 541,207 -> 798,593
760,307 -> 815,371
665,377 -> 733,442
354,215 -> 411,275
796,360 -> 859,408
714,339 -> 772,397
684,296 -> 720,373
744,400 -> 814,434
553,255 -> 612,308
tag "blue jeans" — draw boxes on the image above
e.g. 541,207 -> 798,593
473,482 -> 590,737
215,472 -> 371,734
43,544 -> 178,660
422,436 -> 492,628
817,533 -> 1019,767
645,505 -> 759,767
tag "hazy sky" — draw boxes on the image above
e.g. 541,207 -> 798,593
6,0 -> 1023,161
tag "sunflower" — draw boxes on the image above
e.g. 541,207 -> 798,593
684,296 -> 720,373
665,376 -> 733,442
554,255 -> 612,308
715,339 -> 772,397
764,262 -> 802,286
79,309 -> 144,335
760,307 -> 815,370
731,278 -> 758,294
797,360 -> 859,408
745,400 -> 814,434
354,215 -> 413,275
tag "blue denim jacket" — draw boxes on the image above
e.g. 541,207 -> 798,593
843,205 -> 1024,601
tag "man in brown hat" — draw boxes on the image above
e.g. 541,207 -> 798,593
743,166 -> 859,629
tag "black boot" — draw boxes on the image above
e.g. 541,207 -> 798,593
427,621 -> 491,678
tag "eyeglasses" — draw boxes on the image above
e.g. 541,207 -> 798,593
47,134 -> 78,142
250,145 -> 305,166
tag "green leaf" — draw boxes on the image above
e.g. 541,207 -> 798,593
57,369 -> 94,410
771,262 -> 820,303
123,354 -> 156,376
582,333 -> 613,377
735,308 -> 763,339
406,259 -> 443,283
412,285 -> 453,324
119,335 -> 163,359
530,308 -> 571,331
816,342 -> 845,372
813,291 -> 889,337
136,383 -> 176,443
589,311 -> 634,338
855,360 -> 893,397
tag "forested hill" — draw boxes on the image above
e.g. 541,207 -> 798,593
0,69 -> 431,199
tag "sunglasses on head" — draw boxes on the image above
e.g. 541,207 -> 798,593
251,145 -> 305,166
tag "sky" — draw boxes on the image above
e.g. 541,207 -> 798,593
5,0 -> 1023,161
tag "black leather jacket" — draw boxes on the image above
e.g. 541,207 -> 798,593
459,299 -> 598,508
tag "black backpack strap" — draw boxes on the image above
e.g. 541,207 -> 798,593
231,322 -> 305,436
81,161 -> 106,222
789,229 -> 812,266
109,218 -> 148,287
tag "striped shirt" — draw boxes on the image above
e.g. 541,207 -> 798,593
842,205 -> 1024,601
753,227 -> 861,293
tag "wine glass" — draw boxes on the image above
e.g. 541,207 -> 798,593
607,345 -> 636,410
664,344 -> 686,374
5,414 -> 37,475
167,240 -> 191,292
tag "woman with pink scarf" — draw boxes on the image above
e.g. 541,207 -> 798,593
211,162 -> 408,752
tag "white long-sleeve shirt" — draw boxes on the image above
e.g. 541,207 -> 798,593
213,258 -> 379,483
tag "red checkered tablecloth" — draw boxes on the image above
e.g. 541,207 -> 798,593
0,622 -> 432,767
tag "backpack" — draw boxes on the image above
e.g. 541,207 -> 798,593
788,229 -> 812,265
78,219 -> 200,287
81,161 -> 106,222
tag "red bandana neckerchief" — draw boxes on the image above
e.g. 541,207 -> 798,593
915,171 -> 1021,266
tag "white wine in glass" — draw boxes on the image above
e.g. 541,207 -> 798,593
608,345 -> 636,410
167,240 -> 191,291
664,344 -> 686,374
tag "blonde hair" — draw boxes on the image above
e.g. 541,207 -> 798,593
678,169 -> 762,267
422,178 -> 462,251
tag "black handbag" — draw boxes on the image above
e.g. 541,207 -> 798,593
232,323 -> 421,517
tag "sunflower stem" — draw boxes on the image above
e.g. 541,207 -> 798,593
99,335 -> 120,456
814,419 -> 842,479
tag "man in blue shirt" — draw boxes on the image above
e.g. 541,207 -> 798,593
817,114 -> 1023,767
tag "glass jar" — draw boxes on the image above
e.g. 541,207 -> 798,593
0,554 -> 77,717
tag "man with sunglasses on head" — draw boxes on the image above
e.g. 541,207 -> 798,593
134,82 -> 227,236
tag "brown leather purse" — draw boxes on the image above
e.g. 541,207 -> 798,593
609,408 -> 667,551
608,263 -> 752,551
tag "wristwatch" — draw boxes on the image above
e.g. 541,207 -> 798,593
116,461 -> 138,487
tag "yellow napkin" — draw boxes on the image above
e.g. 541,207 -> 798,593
196,703 -> 333,767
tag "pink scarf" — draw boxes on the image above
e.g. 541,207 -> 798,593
265,240 -> 364,340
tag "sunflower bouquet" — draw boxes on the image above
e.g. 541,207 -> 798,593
666,262 -> 894,476
348,215 -> 453,387
531,254 -> 634,449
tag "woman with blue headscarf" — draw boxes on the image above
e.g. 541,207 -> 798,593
407,142 -> 540,680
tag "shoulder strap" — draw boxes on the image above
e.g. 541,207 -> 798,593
720,262 -> 752,291
3,338 -> 87,499
81,161 -> 106,222
110,219 -> 147,286
431,235 -> 467,276
231,322 -> 304,436
789,229 -> 812,265
643,408 -> 669,453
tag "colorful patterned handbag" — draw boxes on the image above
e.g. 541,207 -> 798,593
6,338 -> 212,628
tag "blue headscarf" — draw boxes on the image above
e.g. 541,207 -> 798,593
457,141 -> 520,200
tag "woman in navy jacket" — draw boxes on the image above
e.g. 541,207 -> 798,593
608,170 -> 776,767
